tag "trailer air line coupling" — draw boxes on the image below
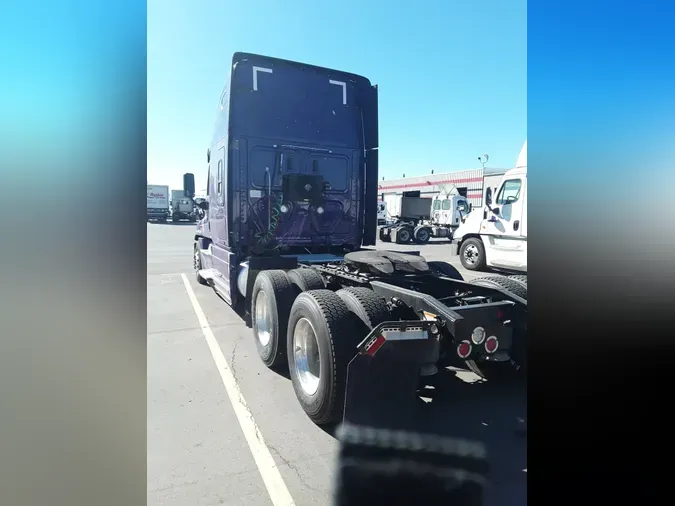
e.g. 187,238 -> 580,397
254,196 -> 282,245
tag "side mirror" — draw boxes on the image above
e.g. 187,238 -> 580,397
492,207 -> 500,215
198,200 -> 209,210
206,149 -> 211,163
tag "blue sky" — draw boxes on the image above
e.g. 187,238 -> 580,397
148,0 -> 526,192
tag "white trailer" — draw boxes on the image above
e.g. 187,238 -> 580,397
147,185 -> 170,222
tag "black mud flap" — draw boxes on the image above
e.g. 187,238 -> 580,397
343,320 -> 436,431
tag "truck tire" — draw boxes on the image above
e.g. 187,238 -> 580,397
251,270 -> 296,369
395,227 -> 412,244
459,237 -> 486,271
288,268 -> 325,292
507,275 -> 527,294
509,274 -> 527,287
414,226 -> 431,244
336,287 -> 390,330
193,243 -> 208,285
172,214 -> 179,222
287,290 -> 361,425
427,261 -> 464,281
471,275 -> 527,301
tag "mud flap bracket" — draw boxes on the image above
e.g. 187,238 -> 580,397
343,320 -> 438,431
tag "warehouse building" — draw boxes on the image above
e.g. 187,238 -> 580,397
378,167 -> 508,213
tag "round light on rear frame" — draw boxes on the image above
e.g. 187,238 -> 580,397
485,336 -> 499,353
280,204 -> 289,213
471,326 -> 486,345
457,340 -> 472,359
316,206 -> 324,215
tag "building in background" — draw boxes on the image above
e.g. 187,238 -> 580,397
378,167 -> 509,217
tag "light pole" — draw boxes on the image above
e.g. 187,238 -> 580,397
478,153 -> 489,170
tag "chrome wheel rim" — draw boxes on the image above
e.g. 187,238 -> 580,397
293,317 -> 321,396
254,291 -> 272,346
464,244 -> 479,265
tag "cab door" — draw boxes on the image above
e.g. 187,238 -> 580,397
482,176 -> 527,270
440,198 -> 452,224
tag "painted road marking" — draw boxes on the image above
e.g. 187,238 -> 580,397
180,274 -> 296,506
253,66 -> 273,91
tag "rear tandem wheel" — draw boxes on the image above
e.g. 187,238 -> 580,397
413,226 -> 431,244
287,268 -> 326,292
287,290 -> 361,425
508,274 -> 527,291
472,275 -> 527,300
395,227 -> 412,244
251,270 -> 297,369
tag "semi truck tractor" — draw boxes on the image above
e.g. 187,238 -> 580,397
376,201 -> 387,225
378,193 -> 470,244
193,53 -> 527,429
147,184 -> 170,222
451,141 -> 527,273
171,190 -> 196,222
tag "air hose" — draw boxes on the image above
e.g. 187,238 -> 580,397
254,195 -> 282,245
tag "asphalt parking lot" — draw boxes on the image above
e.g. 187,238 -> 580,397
148,223 -> 527,506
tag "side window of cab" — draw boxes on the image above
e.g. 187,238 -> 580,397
496,179 -> 522,205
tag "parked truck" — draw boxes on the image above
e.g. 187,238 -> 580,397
451,141 -> 527,273
378,193 -> 471,244
376,200 -> 387,226
193,53 -> 527,429
171,190 -> 196,222
147,184 -> 170,222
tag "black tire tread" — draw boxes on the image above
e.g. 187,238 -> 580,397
395,227 -> 412,244
472,275 -> 527,300
287,268 -> 325,292
459,237 -> 486,271
294,290 -> 356,424
427,261 -> 464,281
253,270 -> 295,368
414,226 -> 431,244
336,287 -> 390,329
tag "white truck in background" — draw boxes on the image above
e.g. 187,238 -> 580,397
171,189 -> 196,222
378,192 -> 471,244
377,201 -> 388,225
451,141 -> 527,273
147,184 -> 170,223
430,192 -> 471,233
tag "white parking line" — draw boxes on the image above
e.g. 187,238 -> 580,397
180,274 -> 296,506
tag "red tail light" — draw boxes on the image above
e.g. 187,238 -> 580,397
457,340 -> 472,359
485,336 -> 499,354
